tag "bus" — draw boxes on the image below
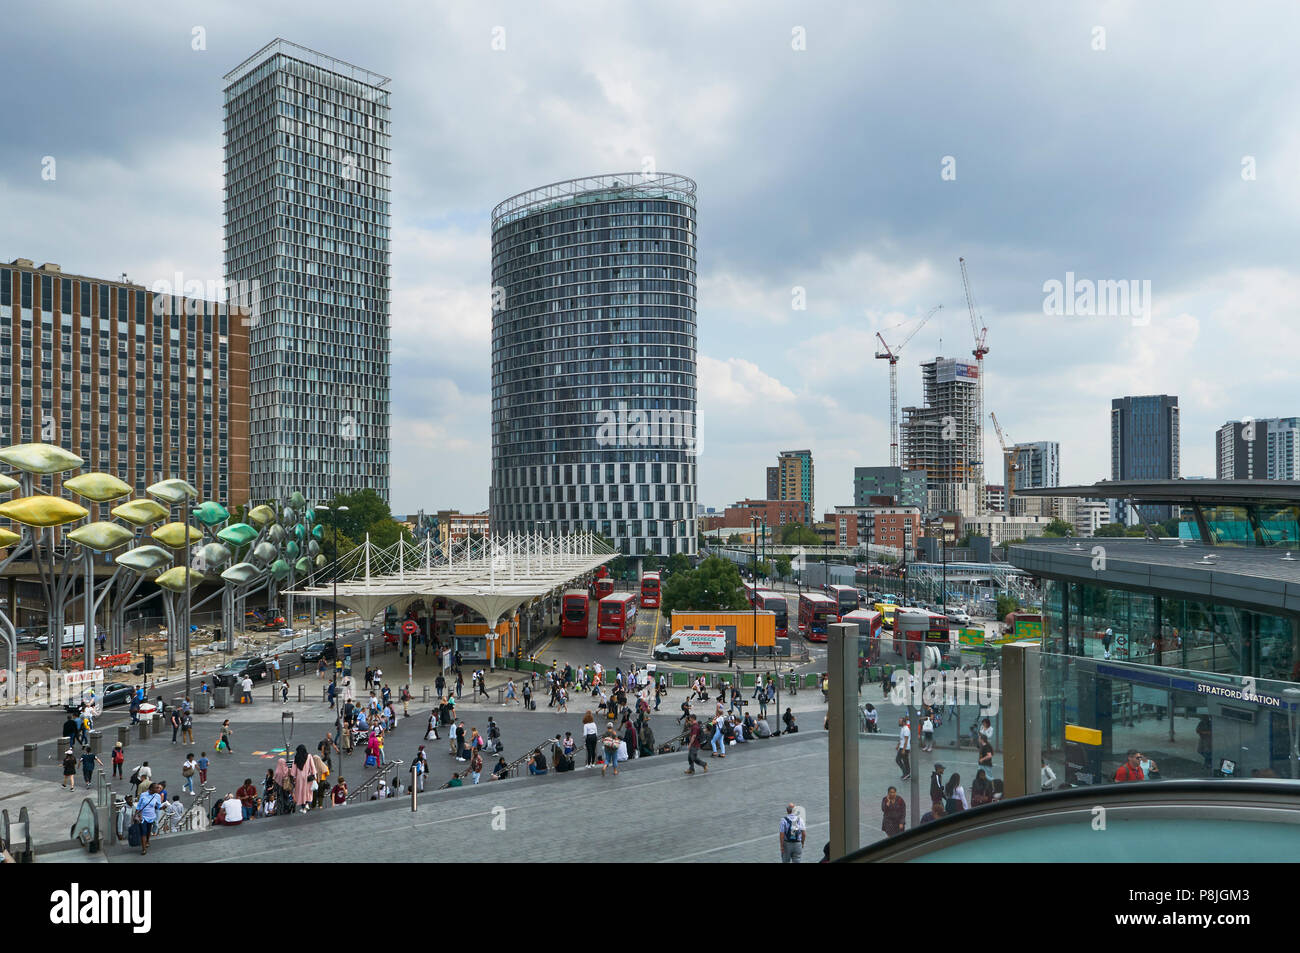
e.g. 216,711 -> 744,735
892,609 -> 951,663
742,581 -> 757,605
640,571 -> 662,609
827,585 -> 858,619
560,590 -> 590,638
597,593 -> 638,643
754,590 -> 788,638
873,602 -> 899,630
840,608 -> 882,669
593,577 -> 615,601
798,592 -> 837,642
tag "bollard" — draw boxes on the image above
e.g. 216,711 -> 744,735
137,719 -> 151,741
497,686 -> 504,705
88,730 -> 103,755
297,685 -> 304,703
195,693 -> 213,713
117,725 -> 130,749
423,685 -> 430,702
214,686 -> 229,708
23,742 -> 37,768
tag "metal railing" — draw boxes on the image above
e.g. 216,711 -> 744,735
2,806 -> 32,862
347,758 -> 404,802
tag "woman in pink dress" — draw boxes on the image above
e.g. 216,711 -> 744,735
289,745 -> 315,812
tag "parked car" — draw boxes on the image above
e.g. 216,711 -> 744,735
947,610 -> 972,625
300,641 -> 337,663
212,655 -> 269,688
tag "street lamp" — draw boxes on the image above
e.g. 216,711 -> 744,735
316,503 -> 349,696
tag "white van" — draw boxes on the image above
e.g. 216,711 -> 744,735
653,629 -> 728,662
34,624 -> 104,650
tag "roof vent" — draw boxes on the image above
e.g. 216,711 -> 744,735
1282,552 -> 1296,561
38,262 -> 61,273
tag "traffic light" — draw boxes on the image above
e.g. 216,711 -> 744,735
144,653 -> 154,674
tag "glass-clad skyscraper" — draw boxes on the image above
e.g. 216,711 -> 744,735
223,39 -> 391,505
490,174 -> 699,556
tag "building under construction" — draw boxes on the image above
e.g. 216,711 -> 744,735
900,357 -> 982,517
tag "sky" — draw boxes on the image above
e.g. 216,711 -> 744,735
2,1 -> 1298,517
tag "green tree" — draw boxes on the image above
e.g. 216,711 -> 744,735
779,523 -> 821,546
754,560 -> 772,579
642,555 -> 662,574
666,553 -> 691,576
661,556 -> 750,613
996,593 -> 1021,619
1093,523 -> 1128,538
774,554 -> 792,579
1042,518 -> 1074,537
727,533 -> 743,545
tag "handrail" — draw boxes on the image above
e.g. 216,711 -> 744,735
347,758 -> 404,802
70,797 -> 101,853
181,786 -> 217,832
441,736 -> 550,788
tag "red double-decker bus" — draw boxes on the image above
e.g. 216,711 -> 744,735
798,592 -> 837,642
754,590 -> 788,638
827,584 -> 858,620
597,593 -> 638,643
561,590 -> 590,638
640,571 -> 661,608
840,608 -> 882,669
593,577 -> 615,601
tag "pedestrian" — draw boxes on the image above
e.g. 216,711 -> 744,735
455,670 -> 464,699
111,741 -> 125,780
581,710 -> 599,767
557,685 -> 568,714
129,692 -> 140,725
1041,759 -> 1057,791
895,717 -> 911,781
80,747 -> 103,789
709,711 -> 726,758
280,679 -> 290,704
61,748 -> 77,790
170,708 -> 182,743
505,679 -> 517,706
181,708 -> 194,745
779,803 -> 806,863
470,747 -> 484,784
601,722 -> 620,777
929,763 -> 946,806
1113,749 -> 1145,783
684,715 -> 708,775
219,719 -> 233,753
327,680 -> 337,709
136,782 -> 163,855
971,769 -> 995,805
182,752 -> 198,794
978,734 -> 994,773
944,773 -> 968,813
881,786 -> 906,837
400,685 -> 411,718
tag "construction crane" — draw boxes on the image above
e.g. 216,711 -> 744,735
990,411 -> 1019,510
960,257 -> 990,513
875,304 -> 942,468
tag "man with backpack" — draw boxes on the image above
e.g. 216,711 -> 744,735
779,803 -> 805,863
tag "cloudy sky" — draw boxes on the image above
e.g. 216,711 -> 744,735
2,1 -> 1298,516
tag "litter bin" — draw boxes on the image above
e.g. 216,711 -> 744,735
137,719 -> 151,741
88,730 -> 103,754
195,693 -> 213,713
214,686 -> 229,708
23,742 -> 37,768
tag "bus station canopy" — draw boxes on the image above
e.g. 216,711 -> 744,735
286,532 -> 617,660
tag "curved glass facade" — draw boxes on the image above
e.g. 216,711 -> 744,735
489,174 -> 698,556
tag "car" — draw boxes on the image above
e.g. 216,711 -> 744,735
300,641 -> 337,663
212,655 -> 269,687
947,610 -> 972,625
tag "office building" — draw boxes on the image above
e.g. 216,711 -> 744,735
1111,395 -> 1180,522
489,173 -> 699,556
1008,440 -> 1060,491
962,513 -> 1052,547
719,499 -> 806,530
0,259 -> 249,505
224,39 -> 392,506
1073,499 -> 1110,537
901,357 -> 982,517
765,465 -> 779,500
853,465 -> 927,509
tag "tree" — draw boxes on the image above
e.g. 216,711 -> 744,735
754,560 -> 772,579
1042,518 -> 1074,537
779,523 -> 821,546
642,555 -> 661,574
661,556 -> 750,613
996,593 -> 1021,619
666,553 -> 691,576
1093,523 -> 1128,538
727,533 -> 743,544
774,554 -> 792,579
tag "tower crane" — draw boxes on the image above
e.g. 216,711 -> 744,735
990,411 -> 1018,510
875,304 -> 942,468
960,257 -> 990,513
